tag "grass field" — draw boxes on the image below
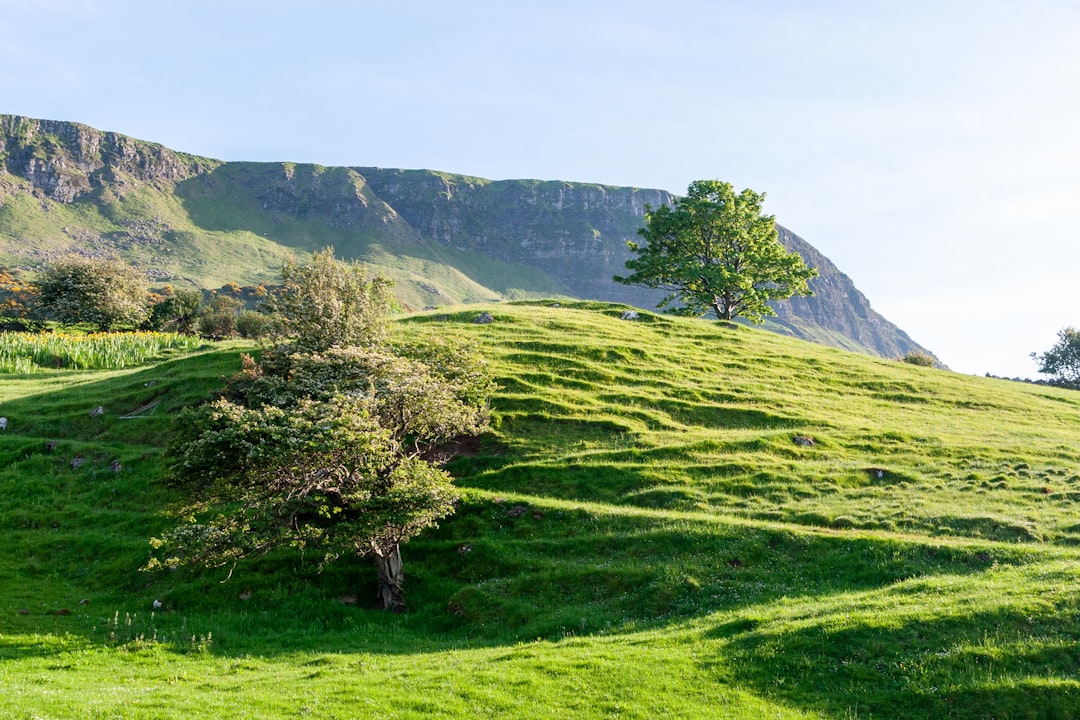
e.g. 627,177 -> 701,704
1,302 -> 1078,718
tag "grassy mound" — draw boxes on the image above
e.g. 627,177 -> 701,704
1,303 -> 1079,718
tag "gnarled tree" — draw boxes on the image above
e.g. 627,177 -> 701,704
155,249 -> 493,610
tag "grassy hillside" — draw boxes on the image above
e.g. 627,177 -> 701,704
1,303 -> 1079,718
0,157 -> 570,307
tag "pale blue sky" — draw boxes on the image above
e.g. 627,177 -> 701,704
3,0 -> 1079,377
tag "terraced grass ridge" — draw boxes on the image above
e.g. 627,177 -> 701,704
1,301 -> 1079,719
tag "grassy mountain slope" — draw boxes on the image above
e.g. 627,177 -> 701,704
0,117 -> 567,305
1,115 -> 932,359
2,304 -> 1078,718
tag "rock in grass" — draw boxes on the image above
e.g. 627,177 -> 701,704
473,312 -> 494,325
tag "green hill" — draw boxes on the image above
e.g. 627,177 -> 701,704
1,303 -> 1078,717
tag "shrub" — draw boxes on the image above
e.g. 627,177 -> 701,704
901,351 -> 935,367
235,310 -> 276,339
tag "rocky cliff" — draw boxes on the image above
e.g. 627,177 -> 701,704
0,114 -> 933,360
358,169 -> 931,359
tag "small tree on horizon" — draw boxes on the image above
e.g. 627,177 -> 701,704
1032,327 -> 1080,386
615,180 -> 817,323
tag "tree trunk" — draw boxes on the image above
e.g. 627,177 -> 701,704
712,302 -> 731,321
373,543 -> 406,612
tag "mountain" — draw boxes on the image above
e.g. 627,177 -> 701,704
0,114 -> 932,360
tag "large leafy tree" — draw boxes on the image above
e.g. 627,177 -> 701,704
615,180 -> 817,323
36,255 -> 149,330
155,249 -> 494,610
1032,327 -> 1080,386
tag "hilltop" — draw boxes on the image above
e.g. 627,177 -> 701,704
0,303 -> 1078,718
0,114 -> 931,360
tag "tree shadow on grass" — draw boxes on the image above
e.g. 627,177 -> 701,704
102,494 -> 1041,660
703,560 -> 1080,719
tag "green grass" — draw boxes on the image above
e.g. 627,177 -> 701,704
2,302 -> 1080,718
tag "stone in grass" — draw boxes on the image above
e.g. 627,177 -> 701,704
620,310 -> 639,321
89,406 -> 104,418
506,504 -> 528,518
793,435 -> 815,447
473,312 -> 494,325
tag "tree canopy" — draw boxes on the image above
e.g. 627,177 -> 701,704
35,255 -> 149,330
155,249 -> 494,610
615,180 -> 817,323
267,249 -> 395,352
1032,327 -> 1080,386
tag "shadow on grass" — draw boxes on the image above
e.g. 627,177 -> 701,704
85,493 -> 1036,661
708,589 -> 1080,719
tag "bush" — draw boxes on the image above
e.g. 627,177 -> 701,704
235,310 -> 276,339
197,295 -> 242,339
147,289 -> 202,334
35,255 -> 149,331
901,351 -> 935,367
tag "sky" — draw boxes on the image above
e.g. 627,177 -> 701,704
3,0 -> 1079,377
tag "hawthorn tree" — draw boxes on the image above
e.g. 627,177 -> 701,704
1032,327 -> 1080,386
267,249 -> 395,352
615,180 -> 817,323
36,255 -> 149,330
155,248 -> 494,610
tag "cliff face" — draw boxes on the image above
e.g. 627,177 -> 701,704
770,227 -> 925,359
0,115 -> 934,360
357,169 -> 674,303
0,115 -> 211,202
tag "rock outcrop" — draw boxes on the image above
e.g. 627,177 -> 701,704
0,115 -> 211,202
